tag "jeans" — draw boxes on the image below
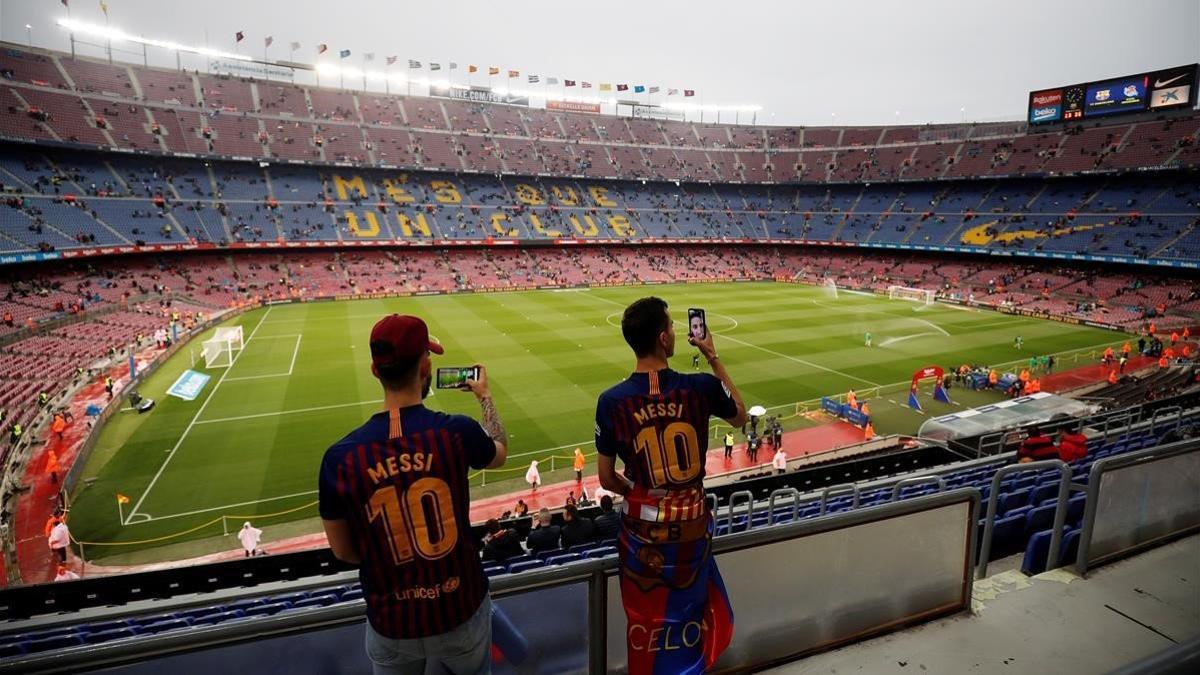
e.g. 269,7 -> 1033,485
364,595 -> 493,675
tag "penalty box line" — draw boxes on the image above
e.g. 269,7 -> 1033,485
225,333 -> 303,381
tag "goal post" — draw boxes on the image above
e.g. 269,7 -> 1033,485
887,285 -> 935,305
202,326 -> 244,368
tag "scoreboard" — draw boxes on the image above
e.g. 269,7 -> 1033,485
1028,63 -> 1197,124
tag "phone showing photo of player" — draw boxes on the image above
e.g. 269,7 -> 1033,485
688,308 -> 707,341
436,366 -> 480,389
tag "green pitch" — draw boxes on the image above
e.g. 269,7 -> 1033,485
69,282 -> 1122,561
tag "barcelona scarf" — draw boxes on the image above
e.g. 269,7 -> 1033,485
619,485 -> 734,674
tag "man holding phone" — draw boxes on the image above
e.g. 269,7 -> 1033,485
319,314 -> 508,674
595,297 -> 747,674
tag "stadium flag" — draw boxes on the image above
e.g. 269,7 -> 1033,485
449,62 -> 458,70
430,63 -> 442,71
99,1 -> 108,16
547,77 -> 559,85
668,88 -> 679,95
364,52 -> 375,61
116,493 -> 130,504
684,89 -> 695,97
290,41 -> 301,50
582,81 -> 592,89
408,59 -> 421,68
616,84 -> 629,91
469,65 -> 478,73
649,86 -> 660,94
508,70 -> 519,78
317,44 -> 328,54
599,83 -> 612,91
528,74 -> 539,83
264,35 -> 273,48
488,67 -> 500,75
61,0 -> 68,7
235,31 -> 244,43
339,49 -> 351,59
564,79 -> 576,87
386,55 -> 397,65
633,85 -> 645,93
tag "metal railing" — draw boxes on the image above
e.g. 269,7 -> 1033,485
0,489 -> 981,675
975,459 -> 1074,579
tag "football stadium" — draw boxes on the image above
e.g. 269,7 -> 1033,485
0,1 -> 1198,672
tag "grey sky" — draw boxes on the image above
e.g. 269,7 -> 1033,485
2,0 -> 1197,126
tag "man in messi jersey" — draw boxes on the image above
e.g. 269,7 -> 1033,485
595,297 -> 747,674
320,314 -> 508,674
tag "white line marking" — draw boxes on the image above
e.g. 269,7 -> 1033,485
195,398 -> 384,425
878,332 -> 938,347
585,292 -> 882,387
136,490 -> 320,524
227,334 -> 303,381
125,307 -> 273,524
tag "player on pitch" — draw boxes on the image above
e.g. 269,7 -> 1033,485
320,314 -> 508,673
595,297 -> 747,674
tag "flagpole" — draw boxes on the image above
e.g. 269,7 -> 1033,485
362,55 -> 367,91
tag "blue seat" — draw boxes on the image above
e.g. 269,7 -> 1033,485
485,566 -> 507,577
1066,495 -> 1087,527
242,602 -> 292,617
264,591 -> 310,605
1021,527 -> 1075,575
533,548 -> 564,560
80,619 -> 132,634
545,552 -> 583,566
86,627 -> 138,644
142,618 -> 191,634
567,543 -> 593,554
1030,483 -> 1060,506
226,597 -> 264,612
507,560 -> 544,574
505,554 -> 534,566
582,546 -> 616,559
293,595 -> 338,609
190,610 -> 245,626
24,634 -> 86,653
0,642 -> 26,658
998,488 -> 1032,515
341,588 -> 364,602
1024,504 -> 1058,536
989,514 -> 1027,560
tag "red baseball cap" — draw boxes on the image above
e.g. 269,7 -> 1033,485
370,315 -> 443,367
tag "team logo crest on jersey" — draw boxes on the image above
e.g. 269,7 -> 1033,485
441,577 -> 460,593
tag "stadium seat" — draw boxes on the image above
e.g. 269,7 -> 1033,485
341,588 -> 364,602
23,633 -> 86,653
85,627 -> 139,644
1030,483 -> 1060,506
581,546 -> 617,559
1024,504 -> 1058,536
545,552 -> 583,566
0,642 -> 26,658
190,610 -> 246,626
141,618 -> 191,634
1021,527 -> 1076,576
506,560 -> 545,575
241,601 -> 292,617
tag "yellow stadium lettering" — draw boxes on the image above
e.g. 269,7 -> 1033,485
568,214 -> 599,236
529,213 -> 562,238
514,183 -> 545,205
383,177 -> 416,204
491,213 -> 519,237
609,214 -> 636,237
552,185 -> 580,205
346,211 -> 381,237
589,185 -> 616,207
397,213 -> 432,237
431,180 -> 462,204
333,174 -> 368,200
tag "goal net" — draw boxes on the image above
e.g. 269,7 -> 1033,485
202,326 -> 244,368
888,285 -> 936,305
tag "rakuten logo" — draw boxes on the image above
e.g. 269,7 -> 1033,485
1032,91 -> 1062,106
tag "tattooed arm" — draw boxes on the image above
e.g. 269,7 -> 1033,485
465,365 -> 508,469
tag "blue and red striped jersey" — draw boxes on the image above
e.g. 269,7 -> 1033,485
319,405 -> 496,639
595,369 -> 737,494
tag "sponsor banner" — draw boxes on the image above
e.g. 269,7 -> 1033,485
625,103 -> 685,121
429,85 -> 528,107
1084,76 -> 1148,117
0,251 -> 60,265
1028,89 -> 1063,123
546,99 -> 602,114
1148,64 -> 1197,109
167,369 -> 212,401
208,59 -> 295,81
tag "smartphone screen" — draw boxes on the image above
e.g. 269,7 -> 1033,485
687,308 -> 707,341
436,366 -> 479,389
